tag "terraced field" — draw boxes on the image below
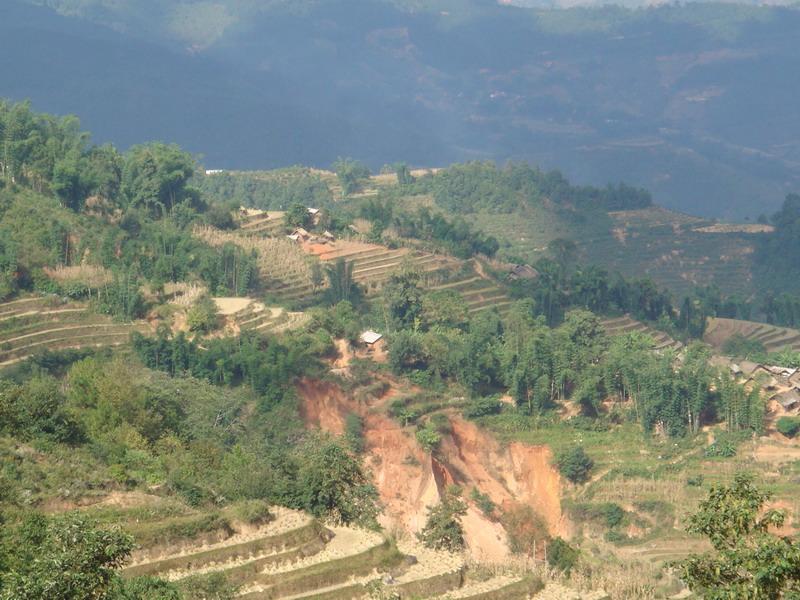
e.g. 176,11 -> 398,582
220,300 -> 310,334
194,226 -> 316,304
312,242 -> 452,293
310,241 -> 513,316
103,496 -> 590,599
0,297 -> 151,367
238,210 -> 287,238
599,315 -> 682,352
705,317 -> 800,353
471,204 -> 760,300
584,209 -> 757,299
428,273 -> 514,317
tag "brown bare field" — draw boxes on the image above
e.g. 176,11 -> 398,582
694,223 -> 774,234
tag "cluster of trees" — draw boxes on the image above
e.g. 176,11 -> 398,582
407,162 -> 652,214
757,193 -> 800,286
762,292 -> 800,327
356,198 -> 499,258
384,271 -> 762,437
332,158 -> 370,196
0,318 -> 384,595
0,101 -> 261,309
195,168 -> 332,212
393,207 -> 500,258
518,250 -> 759,339
513,256 -> 674,328
0,100 -> 121,210
131,329 -> 323,404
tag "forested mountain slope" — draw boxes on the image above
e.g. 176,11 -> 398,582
4,0 -> 800,218
6,100 -> 800,599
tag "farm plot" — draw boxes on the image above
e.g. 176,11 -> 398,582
310,241 -> 513,315
705,317 -> 800,353
599,315 -> 682,352
219,299 -> 310,334
85,491 -> 601,599
0,296 -> 150,367
194,226 -> 315,302
428,272 -> 513,317
309,241 -> 456,295
238,210 -> 287,238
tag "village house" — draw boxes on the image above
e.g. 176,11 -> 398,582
287,227 -> 311,242
508,264 -> 538,281
774,388 -> 800,412
360,330 -> 383,348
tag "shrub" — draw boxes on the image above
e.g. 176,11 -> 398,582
555,446 -> 594,484
500,504 -> 549,555
777,416 -> 800,438
418,486 -> 467,552
111,576 -> 182,599
633,499 -> 673,521
231,500 -> 272,526
0,513 -> 134,600
296,436 -> 380,528
389,399 -> 420,426
687,474 -> 704,487
547,538 -> 579,574
180,572 -> 238,600
187,295 -> 219,333
463,396 -> 502,419
344,413 -> 365,454
604,530 -> 629,543
429,412 -> 452,435
722,334 -> 765,360
599,502 -> 625,529
567,415 -> 610,432
470,488 -> 495,517
415,423 -> 442,453
704,440 -> 737,458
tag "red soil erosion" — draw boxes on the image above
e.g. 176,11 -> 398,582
296,378 -> 567,561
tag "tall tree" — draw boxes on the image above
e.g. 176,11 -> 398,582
121,143 -> 197,217
324,258 -> 358,305
676,474 -> 800,599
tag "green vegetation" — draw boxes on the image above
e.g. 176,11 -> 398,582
777,417 -> 800,438
186,295 -> 219,333
333,158 -> 371,196
676,474 -> 800,598
418,486 -> 467,552
0,513 -> 134,600
721,333 -> 766,359
0,101 -> 258,314
297,435 -> 380,528
555,446 -> 594,485
3,97 -> 800,600
470,488 -> 495,517
196,168 -> 332,212
409,162 -> 651,215
547,538 -> 579,575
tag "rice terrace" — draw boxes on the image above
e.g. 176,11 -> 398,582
5,3 -> 800,597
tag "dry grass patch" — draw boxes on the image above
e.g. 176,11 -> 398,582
194,225 -> 312,284
43,264 -> 113,288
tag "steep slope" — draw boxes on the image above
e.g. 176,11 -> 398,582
705,317 -> 800,353
297,378 -> 567,562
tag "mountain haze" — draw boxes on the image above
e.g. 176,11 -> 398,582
4,0 -> 800,218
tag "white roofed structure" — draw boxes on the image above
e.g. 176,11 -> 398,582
360,330 -> 383,345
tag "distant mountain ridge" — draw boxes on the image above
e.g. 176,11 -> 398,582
4,0 -> 800,218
